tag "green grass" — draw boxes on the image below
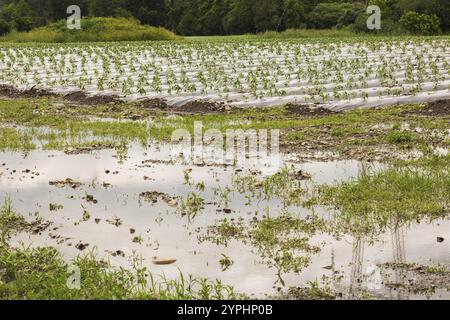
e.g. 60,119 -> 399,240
0,17 -> 179,43
234,166 -> 304,206
386,129 -> 420,144
256,29 -> 360,39
0,98 -> 150,154
0,98 -> 448,159
0,127 -> 36,152
0,246 -> 237,299
0,199 -> 237,300
314,155 -> 450,238
188,31 -> 450,42
0,198 -> 26,244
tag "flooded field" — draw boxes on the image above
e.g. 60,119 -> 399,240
2,137 -> 449,299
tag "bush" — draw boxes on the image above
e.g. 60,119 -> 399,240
399,12 -> 441,35
0,17 -> 179,43
0,20 -> 11,36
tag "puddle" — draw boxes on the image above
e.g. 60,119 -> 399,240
1,142 -> 448,299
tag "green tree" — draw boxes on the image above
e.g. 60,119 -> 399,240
223,0 -> 255,34
282,0 -> 306,29
12,0 -> 34,31
399,11 -> 441,35
124,0 -> 167,26
253,0 -> 281,32
49,0 -> 89,21
309,2 -> 364,29
89,0 -> 125,17
0,18 -> 10,35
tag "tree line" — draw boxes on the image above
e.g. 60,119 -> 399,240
0,0 -> 449,36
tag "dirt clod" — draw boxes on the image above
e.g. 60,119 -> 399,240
49,178 -> 83,189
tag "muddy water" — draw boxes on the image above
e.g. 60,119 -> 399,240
1,143 -> 449,299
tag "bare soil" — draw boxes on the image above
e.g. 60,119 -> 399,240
285,103 -> 336,117
404,100 -> 450,117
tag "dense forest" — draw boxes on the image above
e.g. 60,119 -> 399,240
0,0 -> 449,36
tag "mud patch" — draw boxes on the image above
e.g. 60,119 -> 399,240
4,215 -> 51,236
49,178 -> 83,189
26,218 -> 52,235
140,99 -> 233,114
285,103 -> 336,117
139,98 -> 169,110
0,85 -> 122,106
276,286 -> 337,300
63,91 -> 121,105
379,262 -> 450,294
405,100 -> 450,117
178,100 -> 231,113
64,143 -> 116,155
0,84 -> 56,99
139,191 -> 178,206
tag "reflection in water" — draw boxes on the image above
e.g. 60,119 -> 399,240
388,225 -> 407,300
1,144 -> 449,299
350,236 -> 365,295
348,223 -> 410,299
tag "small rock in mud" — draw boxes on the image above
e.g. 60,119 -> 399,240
75,242 -> 89,251
140,191 -> 177,206
164,197 -> 178,207
152,257 -> 177,265
49,178 -> 83,189
49,203 -> 64,211
292,170 -> 312,180
107,250 -> 125,257
139,191 -> 164,203
83,194 -> 98,204
132,236 -> 143,244
106,217 -> 122,227
102,182 -> 112,189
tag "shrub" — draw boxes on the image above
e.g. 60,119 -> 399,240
399,12 -> 441,35
0,17 -> 179,43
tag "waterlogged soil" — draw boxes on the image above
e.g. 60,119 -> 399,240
1,142 -> 449,300
0,84 -> 232,114
1,83 -> 449,117
285,103 -> 337,117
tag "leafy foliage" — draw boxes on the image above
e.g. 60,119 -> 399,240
0,0 -> 448,37
1,17 -> 178,42
400,12 -> 441,35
